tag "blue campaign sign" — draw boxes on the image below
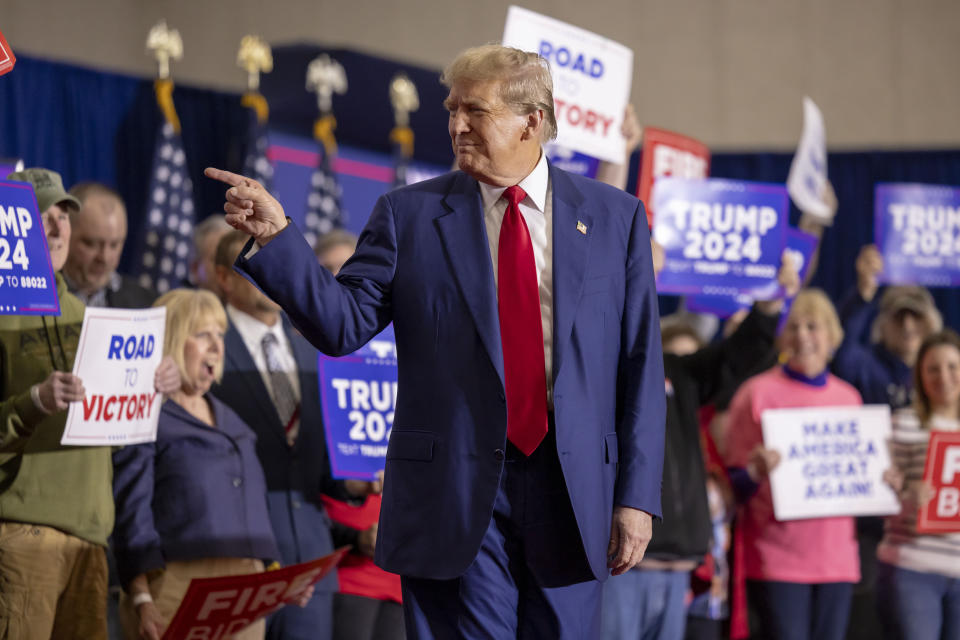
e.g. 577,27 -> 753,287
652,178 -> 788,297
685,227 -> 817,320
317,325 -> 397,480
0,180 -> 60,315
874,183 -> 960,286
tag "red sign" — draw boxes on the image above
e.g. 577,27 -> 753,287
917,431 -> 960,534
0,29 -> 15,76
636,127 -> 710,226
162,548 -> 349,640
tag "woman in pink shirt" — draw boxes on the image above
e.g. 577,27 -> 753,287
725,289 -> 862,640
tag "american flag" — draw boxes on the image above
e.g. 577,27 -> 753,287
242,104 -> 274,193
136,121 -> 195,294
302,144 -> 345,248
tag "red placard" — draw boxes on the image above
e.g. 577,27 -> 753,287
917,431 -> 960,534
0,29 -> 16,76
161,548 -> 349,640
635,127 -> 710,226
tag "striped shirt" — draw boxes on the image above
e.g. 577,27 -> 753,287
877,408 -> 960,579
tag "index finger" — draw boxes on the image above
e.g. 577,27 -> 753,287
204,167 -> 249,188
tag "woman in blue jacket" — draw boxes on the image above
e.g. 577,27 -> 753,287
112,288 -> 281,640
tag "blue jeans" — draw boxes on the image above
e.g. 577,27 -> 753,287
876,562 -> 960,640
601,568 -> 689,640
747,580 -> 853,640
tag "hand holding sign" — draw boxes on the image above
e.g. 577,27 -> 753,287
747,445 -> 782,481
153,356 -> 181,395
34,371 -> 85,414
136,601 -> 165,640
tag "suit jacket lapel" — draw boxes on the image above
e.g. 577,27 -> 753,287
435,172 -> 505,387
550,166 -> 592,383
223,325 -> 287,444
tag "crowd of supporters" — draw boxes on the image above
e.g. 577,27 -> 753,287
2,118 -> 957,640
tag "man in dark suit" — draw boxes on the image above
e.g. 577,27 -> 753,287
63,182 -> 155,308
210,229 -> 376,640
207,44 -> 665,639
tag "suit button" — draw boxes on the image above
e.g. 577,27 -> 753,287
292,500 -> 302,509
494,449 -> 504,461
232,478 -> 243,488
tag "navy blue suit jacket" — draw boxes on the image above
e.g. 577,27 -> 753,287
237,165 -> 665,583
212,319 -> 338,592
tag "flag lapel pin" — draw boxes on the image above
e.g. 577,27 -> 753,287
576,220 -> 587,235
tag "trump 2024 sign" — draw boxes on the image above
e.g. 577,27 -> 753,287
318,325 -> 397,480
0,180 -> 61,315
875,183 -> 960,287
652,178 -> 787,297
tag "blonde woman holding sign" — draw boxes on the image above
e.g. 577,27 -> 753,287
112,289 -> 284,640
724,289 -> 862,640
877,330 -> 960,640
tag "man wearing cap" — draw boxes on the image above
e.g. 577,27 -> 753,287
63,181 -> 155,309
832,243 -> 943,640
207,44 -> 665,638
0,168 -> 179,639
834,244 -> 942,407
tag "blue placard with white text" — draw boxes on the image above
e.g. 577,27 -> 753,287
317,325 -> 397,480
0,180 -> 60,315
685,227 -> 817,322
652,178 -> 788,297
875,183 -> 960,287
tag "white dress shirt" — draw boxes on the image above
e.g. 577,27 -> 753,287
226,304 -> 302,407
478,152 -> 554,397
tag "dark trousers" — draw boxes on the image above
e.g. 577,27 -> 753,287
333,592 -> 405,640
401,431 -> 602,639
747,580 -> 853,640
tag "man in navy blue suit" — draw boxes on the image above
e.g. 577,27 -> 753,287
207,44 -> 665,639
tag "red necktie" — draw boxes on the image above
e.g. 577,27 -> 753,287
497,185 -> 548,456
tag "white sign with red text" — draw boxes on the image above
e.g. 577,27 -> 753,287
503,5 -> 633,163
62,307 -> 166,446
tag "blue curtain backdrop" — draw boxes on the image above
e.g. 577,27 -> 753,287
3,53 -> 960,328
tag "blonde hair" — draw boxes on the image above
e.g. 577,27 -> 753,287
441,44 -> 557,142
153,288 -> 228,387
779,288 -> 845,352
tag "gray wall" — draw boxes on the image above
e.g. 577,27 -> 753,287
5,0 -> 958,149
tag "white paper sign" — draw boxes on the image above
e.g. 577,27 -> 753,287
786,97 -> 833,223
62,307 -> 167,446
762,405 -> 900,520
502,5 -> 633,163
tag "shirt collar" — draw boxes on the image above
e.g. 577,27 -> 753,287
226,304 -> 284,346
62,271 -> 121,304
478,151 -> 549,214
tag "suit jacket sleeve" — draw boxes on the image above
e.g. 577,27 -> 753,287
236,197 -> 398,356
614,200 -> 666,515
